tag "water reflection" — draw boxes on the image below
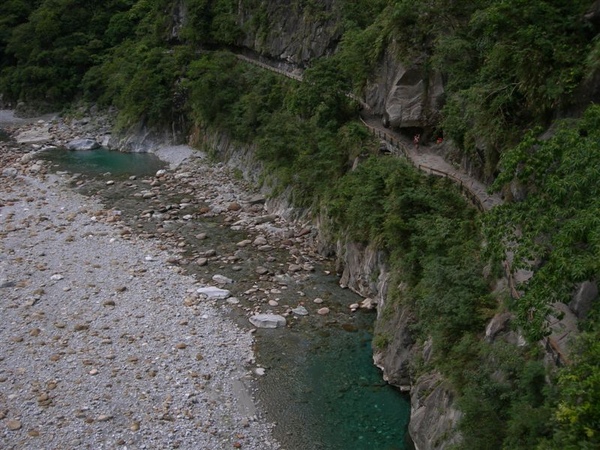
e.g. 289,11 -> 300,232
255,307 -> 410,450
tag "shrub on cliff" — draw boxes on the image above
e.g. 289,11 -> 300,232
485,104 -> 600,342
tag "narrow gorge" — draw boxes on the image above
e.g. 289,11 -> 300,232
1,1 -> 600,449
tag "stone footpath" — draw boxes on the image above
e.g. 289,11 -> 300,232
0,115 -> 287,449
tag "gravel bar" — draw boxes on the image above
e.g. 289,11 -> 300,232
1,121 -> 280,449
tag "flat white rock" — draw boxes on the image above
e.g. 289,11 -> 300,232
197,286 -> 231,300
292,306 -> 309,316
249,314 -> 286,329
212,274 -> 233,284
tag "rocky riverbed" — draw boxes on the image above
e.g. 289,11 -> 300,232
1,111 -> 396,450
0,113 -> 314,450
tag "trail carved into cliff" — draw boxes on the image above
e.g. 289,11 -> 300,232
234,53 -> 503,212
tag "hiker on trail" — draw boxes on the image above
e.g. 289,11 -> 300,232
413,134 -> 420,149
436,136 -> 443,145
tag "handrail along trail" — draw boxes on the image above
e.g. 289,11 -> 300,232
238,53 -> 485,210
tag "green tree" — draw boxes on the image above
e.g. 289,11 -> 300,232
435,0 -> 591,175
186,52 -> 244,126
0,0 -> 38,71
540,328 -> 600,449
289,57 -> 354,130
0,0 -> 136,106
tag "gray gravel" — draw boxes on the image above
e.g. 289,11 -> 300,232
0,110 -> 58,127
0,122 -> 280,449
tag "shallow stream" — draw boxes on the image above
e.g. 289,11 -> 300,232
41,147 -> 411,450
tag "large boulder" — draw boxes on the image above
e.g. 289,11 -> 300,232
15,126 -> 51,144
365,44 -> 445,131
384,66 -> 444,129
66,138 -> 100,151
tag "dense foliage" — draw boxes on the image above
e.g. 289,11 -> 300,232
184,51 -> 366,205
1,1 -> 599,449
0,0 -> 141,107
325,155 -> 560,449
546,320 -> 600,449
338,0 -> 595,177
328,155 -> 494,343
483,107 -> 600,450
485,105 -> 600,341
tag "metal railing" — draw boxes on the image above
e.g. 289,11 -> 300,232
236,52 -> 490,212
235,54 -> 303,81
236,54 -> 372,111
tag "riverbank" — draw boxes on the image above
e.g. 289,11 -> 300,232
0,116 -> 283,449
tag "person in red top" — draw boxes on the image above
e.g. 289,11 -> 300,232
413,133 -> 420,149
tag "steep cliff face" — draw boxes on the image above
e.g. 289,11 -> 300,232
409,372 -> 462,450
333,237 -> 463,450
108,45 -> 462,450
372,288 -> 414,391
93,3 -> 600,449
232,2 -> 444,136
107,5 -> 489,448
237,0 -> 342,66
365,44 -> 445,135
